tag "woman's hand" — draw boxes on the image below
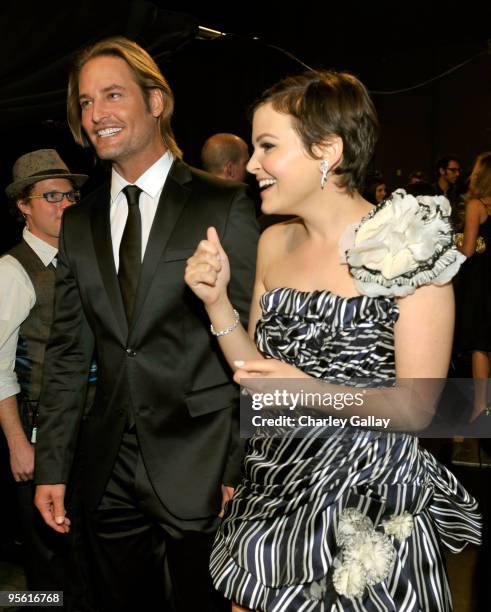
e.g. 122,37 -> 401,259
185,227 -> 230,306
233,358 -> 312,402
233,358 -> 310,387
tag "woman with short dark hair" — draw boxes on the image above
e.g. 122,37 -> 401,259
186,70 -> 480,610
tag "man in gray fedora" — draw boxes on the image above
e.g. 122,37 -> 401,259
0,149 -> 87,593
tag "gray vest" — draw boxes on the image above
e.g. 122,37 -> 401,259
7,240 -> 97,440
7,239 -> 55,434
6,240 -> 97,441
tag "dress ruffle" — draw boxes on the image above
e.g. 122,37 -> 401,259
345,189 -> 466,297
256,288 -> 399,383
211,432 -> 480,611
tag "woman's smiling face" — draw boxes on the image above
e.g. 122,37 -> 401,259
247,103 -> 323,215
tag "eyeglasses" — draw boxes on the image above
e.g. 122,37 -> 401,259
446,167 -> 461,173
26,190 -> 81,205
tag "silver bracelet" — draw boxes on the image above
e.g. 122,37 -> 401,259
210,309 -> 240,337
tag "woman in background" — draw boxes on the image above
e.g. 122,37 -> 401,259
363,172 -> 387,204
455,152 -> 491,421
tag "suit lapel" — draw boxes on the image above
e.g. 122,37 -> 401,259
90,184 -> 128,338
130,159 -> 192,327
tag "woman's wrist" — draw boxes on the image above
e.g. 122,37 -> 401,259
206,298 -> 241,338
205,294 -> 233,318
210,309 -> 240,337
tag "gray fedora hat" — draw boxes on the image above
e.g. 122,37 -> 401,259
5,149 -> 88,199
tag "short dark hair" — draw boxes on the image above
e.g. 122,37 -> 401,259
363,172 -> 386,204
435,155 -> 460,174
252,70 -> 379,194
7,183 -> 34,224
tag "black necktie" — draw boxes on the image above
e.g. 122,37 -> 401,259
118,185 -> 142,321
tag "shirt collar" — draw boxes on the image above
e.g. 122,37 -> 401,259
22,227 -> 58,267
110,151 -> 174,203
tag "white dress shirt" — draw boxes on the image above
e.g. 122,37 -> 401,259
0,229 -> 57,402
110,151 -> 174,270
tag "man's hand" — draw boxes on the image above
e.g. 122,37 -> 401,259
0,397 -> 35,481
219,484 -> 235,518
34,484 -> 70,533
9,436 -> 34,482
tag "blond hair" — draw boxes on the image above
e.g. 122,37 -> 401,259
67,36 -> 182,158
466,152 -> 491,200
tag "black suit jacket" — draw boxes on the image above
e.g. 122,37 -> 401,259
35,159 -> 258,518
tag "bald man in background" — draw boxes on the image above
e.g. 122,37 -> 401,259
201,133 -> 249,182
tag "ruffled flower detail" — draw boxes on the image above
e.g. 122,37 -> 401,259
345,189 -> 466,297
255,288 -> 398,380
382,511 -> 414,540
337,507 -> 374,546
332,559 -> 366,599
343,531 -> 395,586
332,508 -> 395,599
306,578 -> 328,601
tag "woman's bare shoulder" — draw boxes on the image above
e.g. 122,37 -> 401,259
465,198 -> 487,222
465,198 -> 485,210
258,217 -> 303,252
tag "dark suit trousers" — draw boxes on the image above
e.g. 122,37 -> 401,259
85,430 -> 227,612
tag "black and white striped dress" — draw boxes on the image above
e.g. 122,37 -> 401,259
211,193 -> 481,611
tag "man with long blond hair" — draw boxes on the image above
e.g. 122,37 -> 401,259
34,36 -> 258,611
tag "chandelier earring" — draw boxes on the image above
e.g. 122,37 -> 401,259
320,160 -> 329,189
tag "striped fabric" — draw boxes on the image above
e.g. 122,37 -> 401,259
210,288 -> 481,611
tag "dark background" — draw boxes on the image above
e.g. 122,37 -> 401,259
0,0 -> 490,249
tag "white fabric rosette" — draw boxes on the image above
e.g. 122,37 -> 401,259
332,559 -> 367,599
332,507 -> 403,599
345,189 -> 466,297
382,511 -> 414,540
336,507 -> 374,546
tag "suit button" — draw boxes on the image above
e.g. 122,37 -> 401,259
125,348 -> 136,357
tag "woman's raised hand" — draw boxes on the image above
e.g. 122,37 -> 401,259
185,227 -> 230,305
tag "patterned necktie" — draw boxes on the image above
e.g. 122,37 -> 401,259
118,185 -> 142,321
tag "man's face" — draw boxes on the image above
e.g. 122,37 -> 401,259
18,178 -> 75,245
78,55 -> 164,176
441,160 -> 461,185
